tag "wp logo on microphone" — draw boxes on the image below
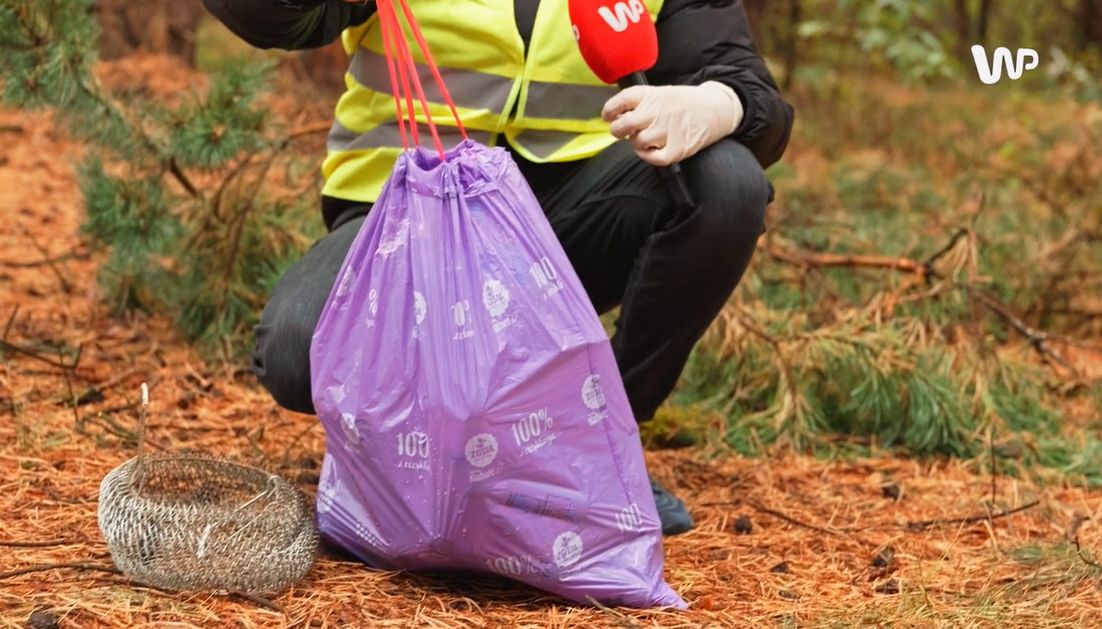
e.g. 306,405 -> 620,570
598,0 -> 646,32
971,45 -> 1039,85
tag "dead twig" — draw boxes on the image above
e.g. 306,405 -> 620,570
767,227 -> 1082,375
1067,514 -> 1102,571
0,561 -> 119,580
967,289 -> 1078,374
0,539 -> 82,548
281,421 -> 320,469
0,250 -> 90,268
2,305 -> 18,341
766,246 -> 928,278
60,346 -> 82,427
18,224 -> 73,293
0,339 -> 78,369
748,500 -> 848,538
922,227 -> 970,270
905,499 -> 1040,532
584,596 -> 646,629
229,591 -> 285,614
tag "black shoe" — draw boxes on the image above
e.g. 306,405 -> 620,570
650,476 -> 694,536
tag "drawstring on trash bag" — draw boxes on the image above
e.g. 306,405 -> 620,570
378,0 -> 467,161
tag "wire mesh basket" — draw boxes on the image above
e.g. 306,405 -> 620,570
97,384 -> 319,594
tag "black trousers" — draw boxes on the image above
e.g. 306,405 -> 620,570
253,138 -> 770,421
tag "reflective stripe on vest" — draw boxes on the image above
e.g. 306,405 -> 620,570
328,119 -> 493,153
349,49 -> 513,115
321,0 -> 664,203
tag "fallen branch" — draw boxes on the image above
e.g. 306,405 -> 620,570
18,224 -> 73,293
0,251 -> 90,268
1068,514 -> 1102,571
0,561 -> 119,580
0,339 -> 79,369
767,231 -> 1081,375
766,245 -> 927,277
748,500 -> 848,538
229,591 -> 284,614
0,539 -> 82,548
968,288 -> 1077,373
905,499 -> 1040,532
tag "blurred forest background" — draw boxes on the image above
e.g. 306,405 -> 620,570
2,0 -> 1101,479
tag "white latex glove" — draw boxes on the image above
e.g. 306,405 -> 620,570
601,81 -> 744,167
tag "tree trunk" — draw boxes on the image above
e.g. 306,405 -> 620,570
1084,0 -> 1102,50
93,0 -> 202,65
953,0 -> 972,61
742,0 -> 767,43
976,0 -> 993,44
782,0 -> 801,90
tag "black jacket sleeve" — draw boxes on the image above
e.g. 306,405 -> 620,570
650,0 -> 794,168
201,0 -> 375,50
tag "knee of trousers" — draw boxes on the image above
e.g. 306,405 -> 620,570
252,302 -> 317,415
680,138 -> 771,272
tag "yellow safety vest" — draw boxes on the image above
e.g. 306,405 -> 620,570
322,0 -> 664,203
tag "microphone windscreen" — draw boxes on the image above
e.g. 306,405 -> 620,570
568,0 -> 658,84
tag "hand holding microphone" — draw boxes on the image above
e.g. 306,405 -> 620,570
569,0 -> 744,210
602,81 -> 743,167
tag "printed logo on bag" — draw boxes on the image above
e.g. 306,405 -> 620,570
552,531 -> 584,568
413,291 -> 427,326
581,374 -> 609,425
485,554 -> 551,577
396,431 -> 431,470
512,407 -> 557,455
485,555 -> 525,577
482,278 -> 511,317
335,267 -> 356,298
452,300 -> 474,340
508,492 -> 578,521
465,433 -> 499,468
365,288 -> 379,328
376,218 -> 410,256
615,503 -> 644,534
340,412 -> 361,446
582,374 -> 605,409
483,278 -> 518,332
529,256 -> 563,297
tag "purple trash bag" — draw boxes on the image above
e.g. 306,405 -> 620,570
309,138 -> 684,608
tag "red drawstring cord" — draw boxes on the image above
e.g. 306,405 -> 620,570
379,0 -> 444,158
379,0 -> 421,147
378,2 -> 409,150
394,0 -> 467,140
378,0 -> 467,160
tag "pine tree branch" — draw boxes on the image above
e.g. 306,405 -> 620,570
766,245 -> 928,278
166,157 -> 199,198
966,287 -> 1078,373
767,230 -> 1082,377
905,499 -> 1040,532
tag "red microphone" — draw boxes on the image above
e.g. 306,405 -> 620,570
568,0 -> 657,87
568,0 -> 695,210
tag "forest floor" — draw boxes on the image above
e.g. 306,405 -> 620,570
2,55 -> 1102,628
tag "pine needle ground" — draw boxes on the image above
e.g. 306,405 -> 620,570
3,55 -> 1102,627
